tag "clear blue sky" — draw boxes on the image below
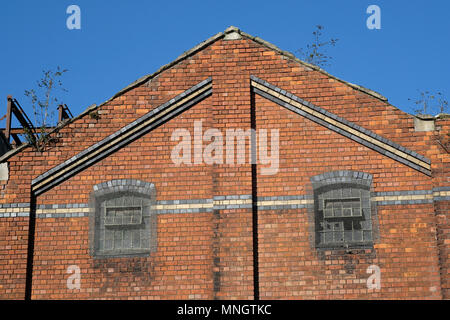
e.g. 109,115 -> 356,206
1,0 -> 449,128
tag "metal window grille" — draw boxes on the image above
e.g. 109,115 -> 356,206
104,204 -> 143,226
97,195 -> 152,255
315,185 -> 372,249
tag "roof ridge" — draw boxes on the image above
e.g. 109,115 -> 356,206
87,25 -> 389,118
236,28 -> 388,101
0,26 -> 411,163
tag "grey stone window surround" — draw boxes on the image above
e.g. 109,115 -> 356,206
89,179 -> 157,258
310,171 -> 377,250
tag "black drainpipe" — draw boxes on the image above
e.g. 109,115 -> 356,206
24,189 -> 36,300
250,89 -> 259,300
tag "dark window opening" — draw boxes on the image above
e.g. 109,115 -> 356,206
314,182 -> 373,249
90,180 -> 156,258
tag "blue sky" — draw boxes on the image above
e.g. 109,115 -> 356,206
1,0 -> 449,128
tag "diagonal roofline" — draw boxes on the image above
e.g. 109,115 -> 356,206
0,25 -> 433,163
251,75 -> 431,176
92,25 -> 389,110
31,78 -> 213,195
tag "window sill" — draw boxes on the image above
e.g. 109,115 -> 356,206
92,249 -> 151,259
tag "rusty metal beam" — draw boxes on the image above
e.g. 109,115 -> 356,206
57,105 -> 63,123
0,127 -> 56,135
5,95 -> 12,143
58,104 -> 73,124
3,97 -> 71,150
10,133 -> 22,146
3,96 -> 38,148
11,99 -> 34,133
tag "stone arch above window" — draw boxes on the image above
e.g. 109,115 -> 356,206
89,179 -> 157,258
310,171 -> 375,250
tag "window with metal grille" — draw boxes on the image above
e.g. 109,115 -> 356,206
312,172 -> 373,249
104,204 -> 143,226
98,195 -> 150,255
90,180 -> 156,258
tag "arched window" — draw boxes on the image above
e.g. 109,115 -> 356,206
89,179 -> 157,258
311,171 -> 374,249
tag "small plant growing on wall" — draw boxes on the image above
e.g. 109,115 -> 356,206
409,90 -> 448,117
24,66 -> 68,152
297,25 -> 339,68
409,90 -> 449,154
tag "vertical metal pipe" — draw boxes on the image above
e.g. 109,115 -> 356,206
5,95 -> 13,144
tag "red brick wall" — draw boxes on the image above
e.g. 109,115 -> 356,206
433,117 -> 450,298
0,35 -> 447,299
0,217 -> 28,299
254,96 -> 441,299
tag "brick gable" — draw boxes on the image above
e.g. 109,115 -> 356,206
0,26 -> 448,300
